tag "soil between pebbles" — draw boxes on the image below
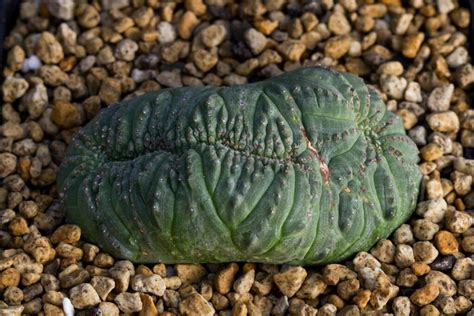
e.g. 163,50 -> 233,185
0,0 -> 474,315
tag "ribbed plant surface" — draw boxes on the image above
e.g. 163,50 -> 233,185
58,67 -> 421,264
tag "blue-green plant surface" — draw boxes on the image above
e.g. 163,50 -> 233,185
58,66 -> 421,264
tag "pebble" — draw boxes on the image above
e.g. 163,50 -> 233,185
430,255 -> 456,271
296,273 -> 327,299
47,0 -> 75,20
325,35 -> 351,59
0,153 -> 17,178
451,257 -> 473,280
23,84 -> 48,119
215,263 -> 239,295
445,210 -> 472,233
36,32 -> 64,64
412,219 -> 439,241
201,24 -> 227,48
2,77 -> 29,103
192,49 -> 218,72
7,45 -> 25,72
175,264 -> 207,285
50,100 -> 82,129
273,266 -> 307,297
455,64 -> 474,88
115,39 -> 138,62
380,75 -> 407,100
69,283 -> 101,309
233,269 -> 255,294
157,22 -> 177,44
458,280 -> 474,300
99,78 -> 122,106
447,47 -> 469,68
178,293 -> 215,316
395,245 -> 415,268
404,82 -> 422,103
402,33 -> 424,58
114,292 -> 142,313
410,284 -> 439,306
427,84 -> 454,112
178,11 -> 199,40
90,276 -> 115,301
51,225 -> 81,244
99,302 -> 119,315
130,274 -> 165,296
21,55 -> 42,73
328,11 -> 351,35
427,111 -> 460,133
244,28 -> 267,55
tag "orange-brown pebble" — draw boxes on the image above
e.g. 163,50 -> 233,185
410,284 -> 439,306
353,289 -> 371,309
411,262 -> 431,276
434,230 -> 459,255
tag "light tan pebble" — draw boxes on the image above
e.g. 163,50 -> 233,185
235,58 -> 259,76
91,276 -> 115,301
192,49 -> 218,72
325,35 -> 351,59
0,209 -> 15,225
41,274 -> 60,292
8,217 -> 29,236
456,63 -> 474,88
296,273 -> 327,300
156,69 -> 183,88
233,269 -> 255,294
131,274 -> 165,296
278,40 -> 306,61
370,239 -> 395,263
77,4 -> 100,28
175,264 -> 207,285
223,74 -> 247,86
411,262 -> 430,276
391,296 -> 411,316
157,22 -> 176,44
425,178 -> 444,199
7,45 -> 25,71
132,7 -> 153,28
328,11 -> 351,35
115,292 -> 143,313
108,267 -> 130,292
185,0 -> 207,16
454,157 -> 474,175
336,278 -> 360,301
404,82 -> 422,103
413,219 -> 440,241
69,283 -> 101,309
211,292 -> 229,311
416,199 -> 447,223
215,263 -> 239,295
394,245 -> 415,268
97,46 -> 115,65
179,293 -> 214,316
50,225 -> 81,244
452,258 -> 473,280
231,301 -> 247,316
437,0 -> 455,13
200,24 -> 227,48
178,11 -> 200,40
43,290 -> 64,305
427,84 -> 454,112
438,296 -> 456,314
0,305 -> 24,316
393,13 -> 413,35
378,61 -> 404,76
454,295 -> 472,314
99,302 -> 120,316
426,271 -> 457,296
419,304 -> 440,316
252,274 -> 273,296
413,241 -> 439,264
115,39 -> 138,62
446,47 -> 469,68
139,293 -> 158,316
427,111 -> 460,133
114,17 -> 134,34
1,122 -> 25,140
82,243 -> 99,262
3,286 -> 23,305
39,65 -> 68,86
2,77 -> 29,103
462,236 -> 474,252
458,280 -> 474,300
36,32 -> 64,64
59,265 -> 89,289
451,171 -> 472,196
56,243 -> 83,260
445,209 -> 472,233
410,284 -> 439,306
23,84 -> 48,119
402,32 -> 425,58
0,153 -> 17,178
353,252 -> 382,271
381,75 -> 408,100
99,78 -> 122,106
461,130 -> 474,148
163,276 -> 181,290
273,266 -> 307,297
420,143 -> 443,161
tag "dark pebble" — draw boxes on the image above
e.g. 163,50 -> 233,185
430,255 -> 456,271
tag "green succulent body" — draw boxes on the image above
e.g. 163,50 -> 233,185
58,67 -> 421,264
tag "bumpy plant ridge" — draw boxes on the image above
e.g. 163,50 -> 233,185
58,67 -> 422,264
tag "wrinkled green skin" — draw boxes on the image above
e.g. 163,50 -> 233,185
58,67 -> 421,264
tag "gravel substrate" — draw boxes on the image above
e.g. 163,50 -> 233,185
1,0 -> 473,315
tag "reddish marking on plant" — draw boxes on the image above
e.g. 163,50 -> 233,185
301,128 -> 330,184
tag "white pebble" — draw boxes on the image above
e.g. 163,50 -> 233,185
21,55 -> 42,73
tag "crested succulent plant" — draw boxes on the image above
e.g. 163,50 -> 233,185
58,67 -> 421,264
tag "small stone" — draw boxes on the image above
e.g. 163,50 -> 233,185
47,0 -> 74,20
420,143 -> 443,161
2,77 -> 29,103
8,217 -> 29,236
36,32 -> 64,64
404,82 -> 422,103
447,47 -> 468,68
77,4 -> 100,28
115,292 -> 143,313
395,245 -> 415,268
4,287 -> 22,305
380,75 -> 407,100
175,264 -> 207,285
458,280 -> 474,300
7,45 -> 25,72
427,111 -> 460,133
413,219 -> 439,241
437,0 -> 455,13
201,25 -> 227,48
455,64 -> 474,88
0,153 -> 17,177
402,33 -> 424,58
452,258 -> 473,280
178,293 -> 214,316
412,262 -> 431,276
445,210 -> 472,233
99,78 -> 122,106
325,35 -> 351,59
23,84 -> 48,119
157,22 -> 176,44
370,239 -> 395,263
99,302 -> 119,316
427,84 -> 454,112
392,296 -> 411,316
328,11 -> 351,35
131,274 -> 165,296
18,201 -> 38,218
462,236 -> 474,252
451,171 -> 472,196
97,46 -> 115,65
415,199 -> 447,224
296,273 -> 327,300
0,306 -> 23,316
410,284 -> 439,306
215,263 -> 239,295
91,276 -> 115,301
51,225 -> 81,244
255,19 -> 279,35
115,39 -> 138,62
114,17 -> 134,33
156,69 -> 182,88
109,267 -> 130,292
434,230 -> 459,255
185,0 -> 206,16
426,270 -> 457,296
178,11 -> 199,40
70,283 -> 101,309
233,269 -> 255,294
378,61 -> 404,76
244,28 -> 267,55
51,100 -> 82,129
273,266 -> 307,297
192,49 -> 218,72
